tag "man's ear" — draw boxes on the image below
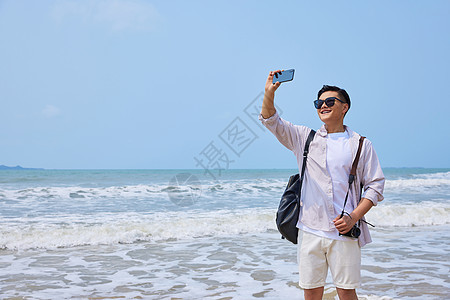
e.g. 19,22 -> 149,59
342,103 -> 349,116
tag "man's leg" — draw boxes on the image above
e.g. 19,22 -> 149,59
327,239 -> 361,298
297,232 -> 328,294
336,287 -> 358,300
304,287 -> 324,300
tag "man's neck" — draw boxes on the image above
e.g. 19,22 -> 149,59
325,123 -> 345,133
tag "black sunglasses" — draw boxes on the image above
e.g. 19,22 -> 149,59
314,97 -> 346,109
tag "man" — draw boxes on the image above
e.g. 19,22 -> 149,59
259,70 -> 385,300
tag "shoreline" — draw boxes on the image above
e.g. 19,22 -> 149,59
1,226 -> 449,299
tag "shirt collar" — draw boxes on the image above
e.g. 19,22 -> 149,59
318,124 -> 357,139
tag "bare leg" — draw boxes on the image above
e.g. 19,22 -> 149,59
304,286 -> 324,300
336,287 -> 358,300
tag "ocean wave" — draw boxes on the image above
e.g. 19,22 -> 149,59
1,202 -> 449,250
365,201 -> 450,227
1,171 -> 448,203
0,184 -> 172,202
0,209 -> 275,250
385,177 -> 450,192
412,171 -> 450,179
0,179 -> 288,204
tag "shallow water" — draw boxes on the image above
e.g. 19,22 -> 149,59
1,226 -> 448,299
0,168 -> 449,299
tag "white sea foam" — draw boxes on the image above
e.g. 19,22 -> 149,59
0,230 -> 404,300
357,296 -> 393,300
385,175 -> 450,192
0,208 -> 277,250
365,201 -> 450,227
1,170 -> 448,250
1,200 -> 449,250
1,171 -> 448,203
0,184 -> 168,201
0,181 -> 283,207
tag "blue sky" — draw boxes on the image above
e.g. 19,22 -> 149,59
1,0 -> 449,169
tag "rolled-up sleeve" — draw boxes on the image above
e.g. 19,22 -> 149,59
361,139 -> 385,206
259,111 -> 308,154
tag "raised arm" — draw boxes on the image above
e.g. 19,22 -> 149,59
259,70 -> 311,154
261,70 -> 282,118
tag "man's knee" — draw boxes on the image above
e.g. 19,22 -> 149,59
336,287 -> 358,300
304,286 -> 324,300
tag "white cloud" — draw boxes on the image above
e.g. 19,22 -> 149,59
50,0 -> 161,32
42,105 -> 61,118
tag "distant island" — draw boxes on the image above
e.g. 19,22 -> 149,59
0,165 -> 44,170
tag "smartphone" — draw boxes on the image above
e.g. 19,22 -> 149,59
272,69 -> 295,84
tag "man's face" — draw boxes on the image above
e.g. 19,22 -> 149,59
316,91 -> 349,124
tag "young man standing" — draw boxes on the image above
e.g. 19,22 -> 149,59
259,70 -> 385,300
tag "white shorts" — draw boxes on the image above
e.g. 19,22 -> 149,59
297,230 -> 361,290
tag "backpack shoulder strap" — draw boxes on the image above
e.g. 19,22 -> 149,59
298,129 -> 316,189
304,130 -> 316,157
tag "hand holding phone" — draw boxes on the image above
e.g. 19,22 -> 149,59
272,69 -> 295,84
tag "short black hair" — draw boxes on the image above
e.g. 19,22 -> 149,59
317,85 -> 351,110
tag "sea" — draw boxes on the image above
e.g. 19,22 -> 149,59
0,168 -> 449,299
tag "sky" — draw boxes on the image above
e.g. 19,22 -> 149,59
1,0 -> 449,169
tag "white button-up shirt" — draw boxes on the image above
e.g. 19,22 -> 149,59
259,111 -> 385,247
